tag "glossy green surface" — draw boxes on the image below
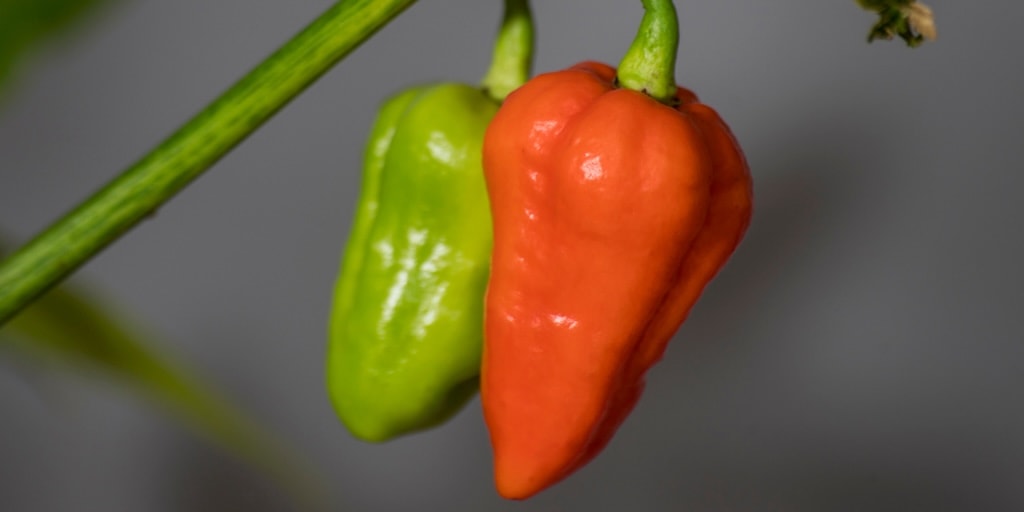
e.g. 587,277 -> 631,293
327,84 -> 498,442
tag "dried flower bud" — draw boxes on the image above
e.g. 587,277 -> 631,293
904,2 -> 937,41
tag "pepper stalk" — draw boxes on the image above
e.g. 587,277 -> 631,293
616,0 -> 679,105
481,0 -> 534,102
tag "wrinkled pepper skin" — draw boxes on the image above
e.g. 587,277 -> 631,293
328,84 -> 499,442
481,61 -> 752,499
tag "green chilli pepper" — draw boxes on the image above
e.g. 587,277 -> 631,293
327,0 -> 532,442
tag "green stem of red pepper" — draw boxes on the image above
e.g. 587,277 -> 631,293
481,0 -> 534,102
616,0 -> 679,105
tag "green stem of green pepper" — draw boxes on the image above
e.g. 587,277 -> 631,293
0,0 -> 416,326
617,0 -> 679,105
481,0 -> 534,102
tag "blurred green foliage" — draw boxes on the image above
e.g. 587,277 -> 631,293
0,241 -> 326,509
0,0 -> 112,86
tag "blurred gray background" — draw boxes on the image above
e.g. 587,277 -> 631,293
1,0 -> 1022,510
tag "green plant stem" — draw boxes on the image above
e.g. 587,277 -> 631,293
617,0 -> 679,104
0,0 -> 417,326
481,0 -> 534,102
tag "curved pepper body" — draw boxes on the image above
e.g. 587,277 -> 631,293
328,83 -> 499,442
481,62 -> 752,498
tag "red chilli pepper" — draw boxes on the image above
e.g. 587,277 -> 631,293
480,1 -> 752,499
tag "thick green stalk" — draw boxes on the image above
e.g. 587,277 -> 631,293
481,0 -> 534,102
0,0 -> 417,326
617,0 -> 679,104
